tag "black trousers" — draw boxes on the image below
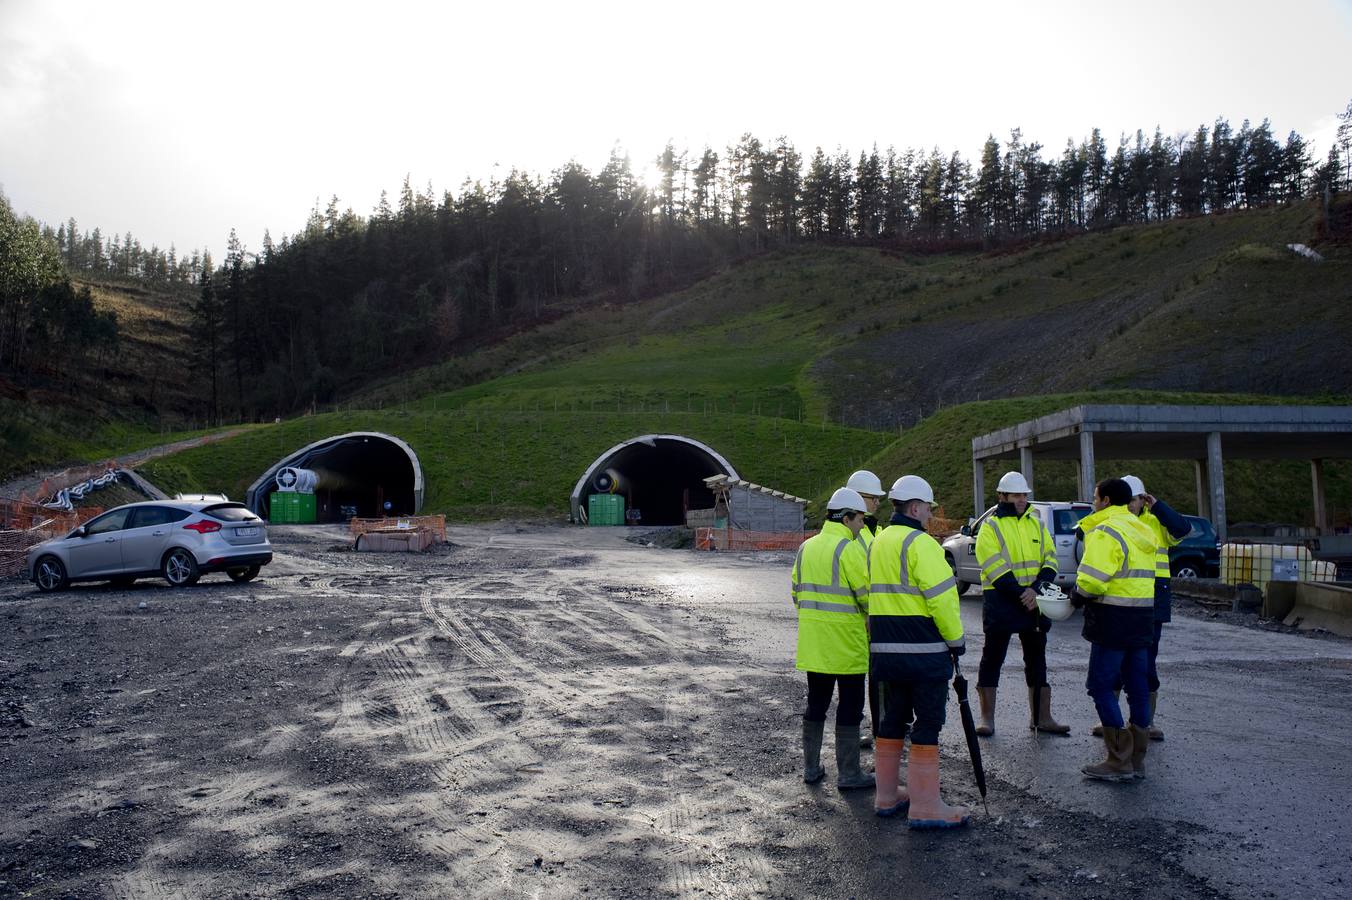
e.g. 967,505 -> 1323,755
803,671 -> 866,728
977,629 -> 1048,689
877,678 -> 948,745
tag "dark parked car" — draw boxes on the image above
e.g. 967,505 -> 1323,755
1169,515 -> 1221,578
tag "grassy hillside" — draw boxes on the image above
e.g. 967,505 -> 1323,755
139,409 -> 894,520
840,390 -> 1352,529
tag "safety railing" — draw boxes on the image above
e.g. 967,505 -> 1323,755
694,528 -> 818,551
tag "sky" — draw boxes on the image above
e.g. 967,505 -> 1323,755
2,0 -> 1350,259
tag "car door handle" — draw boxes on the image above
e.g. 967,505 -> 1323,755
105,537 -> 117,543
152,531 -> 166,536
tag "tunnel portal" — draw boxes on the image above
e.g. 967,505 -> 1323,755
571,435 -> 738,526
246,432 -> 424,523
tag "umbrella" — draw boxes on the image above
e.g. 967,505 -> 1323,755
951,655 -> 989,813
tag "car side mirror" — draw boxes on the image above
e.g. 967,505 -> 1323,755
960,524 -> 972,537
73,525 -> 88,538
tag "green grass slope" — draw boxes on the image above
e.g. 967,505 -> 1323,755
139,409 -> 894,520
841,390 -> 1352,528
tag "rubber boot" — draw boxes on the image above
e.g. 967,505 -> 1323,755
1028,686 -> 1070,735
872,737 -> 909,817
1130,724 -> 1150,779
905,744 -> 970,830
1091,689 -> 1121,737
801,719 -> 825,784
834,726 -> 875,790
975,687 -> 996,737
1148,692 -> 1164,741
1081,726 -> 1135,782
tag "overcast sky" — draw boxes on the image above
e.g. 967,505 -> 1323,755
2,0 -> 1350,259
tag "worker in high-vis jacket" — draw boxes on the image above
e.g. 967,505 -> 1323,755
845,468 -> 887,747
1087,475 -> 1190,741
790,487 -> 875,791
869,475 -> 969,829
973,471 -> 1068,737
1070,477 -> 1158,782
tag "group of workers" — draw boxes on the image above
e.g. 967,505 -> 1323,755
789,467 -> 1190,829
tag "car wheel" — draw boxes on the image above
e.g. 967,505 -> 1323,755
1172,561 -> 1201,579
110,576 -> 137,589
34,556 -> 68,593
162,549 -> 200,587
227,565 -> 260,583
946,554 -> 971,595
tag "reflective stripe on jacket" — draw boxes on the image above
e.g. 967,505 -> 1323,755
976,504 -> 1058,633
1075,505 -> 1157,649
791,520 -> 870,674
867,515 -> 964,682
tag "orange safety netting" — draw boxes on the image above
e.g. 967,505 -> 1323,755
0,499 -> 105,578
348,515 -> 447,544
695,528 -> 819,551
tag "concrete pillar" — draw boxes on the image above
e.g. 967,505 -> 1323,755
1078,431 -> 1096,500
1207,432 -> 1227,543
1020,446 -> 1035,496
1194,459 -> 1211,519
972,459 -> 985,519
1312,459 -> 1328,534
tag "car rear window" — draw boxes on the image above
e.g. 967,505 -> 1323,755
128,506 -> 191,528
1054,508 -> 1091,535
203,503 -> 259,522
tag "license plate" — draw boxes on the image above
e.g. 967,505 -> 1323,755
236,527 -> 259,537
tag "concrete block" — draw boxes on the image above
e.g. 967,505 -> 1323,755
1264,581 -> 1299,621
1283,583 -> 1352,638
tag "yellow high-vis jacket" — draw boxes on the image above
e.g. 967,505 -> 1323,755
867,514 -> 964,682
791,520 -> 870,674
1075,504 -> 1157,649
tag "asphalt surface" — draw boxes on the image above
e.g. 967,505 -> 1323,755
1,524 -> 1348,898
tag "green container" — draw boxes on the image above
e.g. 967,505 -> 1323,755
296,492 -> 316,524
588,493 -> 625,526
270,491 -> 316,524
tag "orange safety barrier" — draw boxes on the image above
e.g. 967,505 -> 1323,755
0,502 -> 105,578
348,515 -> 447,544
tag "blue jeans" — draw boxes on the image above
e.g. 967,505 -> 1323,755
1087,643 -> 1151,728
1111,621 -> 1165,693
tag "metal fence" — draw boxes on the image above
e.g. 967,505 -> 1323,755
0,502 -> 106,578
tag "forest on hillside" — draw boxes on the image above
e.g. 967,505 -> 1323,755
8,102 -> 1352,423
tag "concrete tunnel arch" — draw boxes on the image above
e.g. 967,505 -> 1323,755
570,434 -> 739,525
245,431 -> 424,522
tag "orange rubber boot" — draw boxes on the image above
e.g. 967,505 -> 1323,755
905,744 -> 970,830
873,738 -> 909,817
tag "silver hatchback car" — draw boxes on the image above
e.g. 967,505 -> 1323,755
25,500 -> 272,592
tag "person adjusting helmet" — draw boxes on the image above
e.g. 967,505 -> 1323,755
790,486 -> 874,791
845,470 -> 886,549
1089,475 -> 1190,743
868,474 -> 969,829
972,470 -> 1067,738
1071,478 -> 1158,782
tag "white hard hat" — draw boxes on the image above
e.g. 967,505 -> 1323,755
827,487 -> 869,514
846,470 -> 885,497
996,471 -> 1032,494
888,474 -> 935,504
1121,475 -> 1146,497
1035,583 -> 1073,621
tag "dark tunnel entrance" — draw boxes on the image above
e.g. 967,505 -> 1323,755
247,432 -> 424,523
571,435 -> 738,526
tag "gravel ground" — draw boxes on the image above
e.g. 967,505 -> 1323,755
0,525 -> 1322,897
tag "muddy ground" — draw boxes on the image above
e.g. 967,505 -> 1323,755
2,525 -> 1348,898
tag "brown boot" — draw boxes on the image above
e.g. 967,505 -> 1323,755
1090,689 -> 1121,737
1028,686 -> 1070,735
905,744 -> 970,829
1129,724 -> 1150,779
1148,692 -> 1164,741
1081,727 -> 1135,782
975,687 -> 996,737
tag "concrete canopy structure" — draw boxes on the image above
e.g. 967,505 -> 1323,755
246,432 -> 424,521
971,405 -> 1352,541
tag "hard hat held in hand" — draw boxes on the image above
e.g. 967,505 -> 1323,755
828,487 -> 869,513
996,471 -> 1032,494
846,470 -> 885,497
888,475 -> 934,504
1121,474 -> 1146,497
1035,583 -> 1073,621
